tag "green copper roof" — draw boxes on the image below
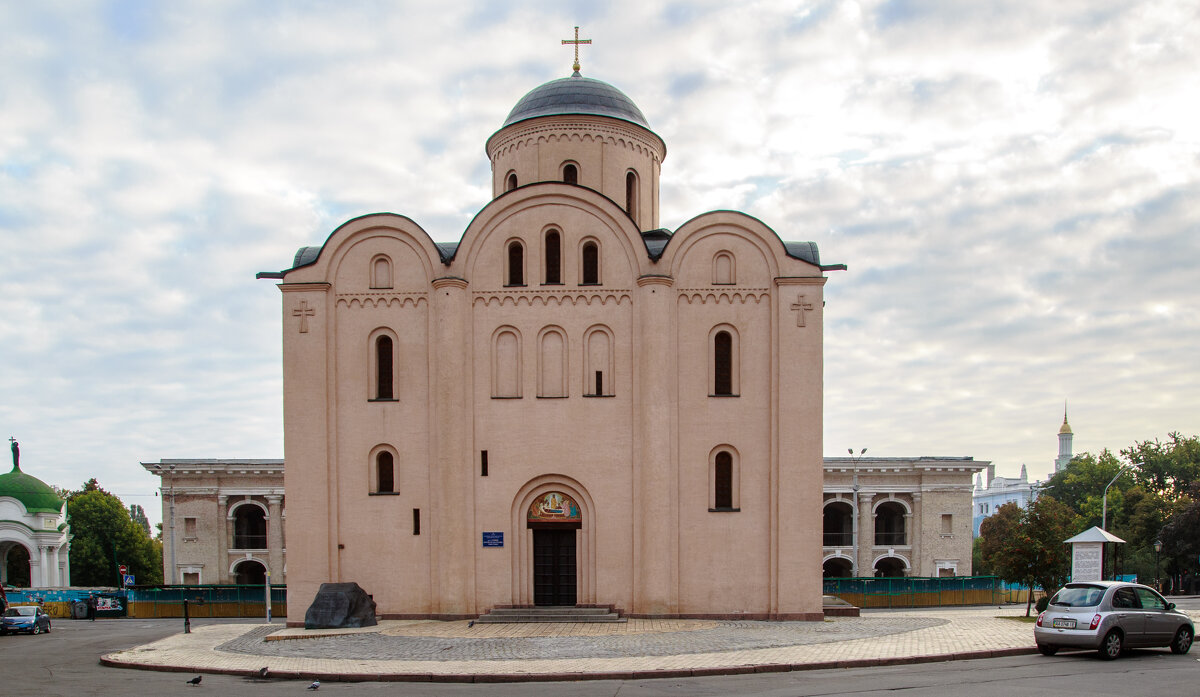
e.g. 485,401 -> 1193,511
0,464 -> 64,514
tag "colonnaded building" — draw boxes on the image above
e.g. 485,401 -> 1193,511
259,59 -> 845,624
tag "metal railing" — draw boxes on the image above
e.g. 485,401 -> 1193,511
823,576 -> 1000,608
822,532 -> 853,546
873,532 -> 907,546
232,534 -> 268,549
126,584 -> 286,618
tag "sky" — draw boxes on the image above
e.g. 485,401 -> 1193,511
2,1 -> 1197,531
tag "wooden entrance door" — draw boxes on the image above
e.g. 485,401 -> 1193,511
533,528 -> 577,606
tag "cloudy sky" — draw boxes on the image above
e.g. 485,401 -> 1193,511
2,1 -> 1197,530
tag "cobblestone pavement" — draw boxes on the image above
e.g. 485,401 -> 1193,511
220,616 -> 945,661
102,607 -> 1045,681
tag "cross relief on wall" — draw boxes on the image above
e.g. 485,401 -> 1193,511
293,300 -> 316,333
790,294 -> 814,327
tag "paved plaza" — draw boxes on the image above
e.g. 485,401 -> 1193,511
102,606 -> 1052,682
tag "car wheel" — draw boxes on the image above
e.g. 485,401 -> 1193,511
1037,644 -> 1059,656
32,623 -> 41,635
1170,626 -> 1193,655
1099,630 -> 1122,660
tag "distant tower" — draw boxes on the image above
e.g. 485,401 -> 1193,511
1055,404 -> 1073,472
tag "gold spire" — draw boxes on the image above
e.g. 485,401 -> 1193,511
562,26 -> 592,73
1059,401 -> 1072,435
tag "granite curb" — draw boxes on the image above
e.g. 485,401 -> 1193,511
99,646 -> 1040,683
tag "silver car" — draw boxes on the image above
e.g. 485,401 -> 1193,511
1035,581 -> 1194,659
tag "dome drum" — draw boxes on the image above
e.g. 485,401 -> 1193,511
487,73 -> 666,232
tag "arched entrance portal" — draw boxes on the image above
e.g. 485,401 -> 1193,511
233,559 -> 267,585
528,491 -> 580,606
1,542 -> 32,587
511,476 -> 596,609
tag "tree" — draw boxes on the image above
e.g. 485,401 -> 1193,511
66,481 -> 163,586
979,498 -> 1080,615
1124,433 -> 1200,502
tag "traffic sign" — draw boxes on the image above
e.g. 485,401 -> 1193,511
123,574 -> 135,586
118,565 -> 128,576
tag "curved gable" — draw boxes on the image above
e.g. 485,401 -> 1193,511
454,183 -> 644,287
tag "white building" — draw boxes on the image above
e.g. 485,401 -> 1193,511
972,409 -> 1073,535
0,442 -> 70,588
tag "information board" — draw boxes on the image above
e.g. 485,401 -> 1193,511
482,532 -> 504,547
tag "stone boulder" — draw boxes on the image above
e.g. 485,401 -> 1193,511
303,582 -> 378,629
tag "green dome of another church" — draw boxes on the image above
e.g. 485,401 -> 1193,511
0,463 -> 64,514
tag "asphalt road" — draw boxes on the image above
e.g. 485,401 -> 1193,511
2,610 -> 1197,696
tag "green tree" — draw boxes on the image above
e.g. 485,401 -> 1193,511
1041,450 -> 1130,526
66,480 -> 163,586
979,498 -> 1080,615
1124,433 -> 1200,502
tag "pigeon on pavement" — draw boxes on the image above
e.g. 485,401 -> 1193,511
308,680 -> 320,690
187,676 -> 202,685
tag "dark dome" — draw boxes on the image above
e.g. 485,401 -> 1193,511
502,73 -> 650,130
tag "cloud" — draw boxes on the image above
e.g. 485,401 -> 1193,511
0,0 -> 1197,532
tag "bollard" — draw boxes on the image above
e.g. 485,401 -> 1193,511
183,598 -> 190,634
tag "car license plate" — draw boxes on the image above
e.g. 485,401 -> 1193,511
1052,618 -> 1076,629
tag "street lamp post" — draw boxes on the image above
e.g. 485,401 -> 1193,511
154,464 -> 177,585
1154,539 -> 1162,593
848,448 -> 867,578
1101,463 -> 1131,532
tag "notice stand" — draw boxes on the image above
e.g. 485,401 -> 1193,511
265,571 -> 272,624
1065,526 -> 1125,582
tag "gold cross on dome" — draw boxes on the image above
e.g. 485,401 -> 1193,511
562,26 -> 592,73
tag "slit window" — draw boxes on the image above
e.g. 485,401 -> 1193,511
713,331 -> 733,395
581,241 -> 599,284
714,452 -> 733,509
507,241 -> 524,286
376,335 -> 394,400
413,508 -> 421,535
625,171 -> 638,219
506,172 -> 517,191
377,452 -> 395,493
545,230 -> 561,284
481,451 -> 489,477
563,163 -> 578,185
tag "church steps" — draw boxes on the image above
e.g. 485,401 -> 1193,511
475,607 -> 626,623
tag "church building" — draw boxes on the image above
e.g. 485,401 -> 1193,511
262,52 -> 841,624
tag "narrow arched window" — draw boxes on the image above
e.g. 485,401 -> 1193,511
507,241 -> 524,286
493,328 -> 522,398
544,230 -> 561,284
377,451 -> 395,493
376,335 -> 394,399
538,327 -> 567,398
506,172 -> 518,192
371,256 -> 393,289
563,163 -> 578,185
713,252 -> 734,285
625,171 -> 638,219
714,451 -> 733,509
581,241 -> 599,285
714,331 -> 732,395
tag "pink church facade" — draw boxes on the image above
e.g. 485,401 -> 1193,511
268,70 -> 839,625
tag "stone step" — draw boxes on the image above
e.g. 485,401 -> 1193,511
476,606 -> 627,623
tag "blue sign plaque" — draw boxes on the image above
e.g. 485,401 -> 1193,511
482,532 -> 504,548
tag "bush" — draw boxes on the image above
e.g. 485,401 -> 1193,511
1035,595 -> 1050,613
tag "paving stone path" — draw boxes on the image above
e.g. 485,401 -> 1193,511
219,617 -> 946,661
